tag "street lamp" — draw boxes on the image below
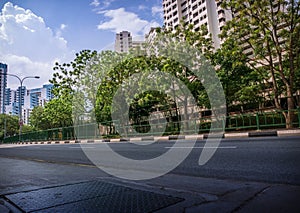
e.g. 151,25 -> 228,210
0,73 -> 40,141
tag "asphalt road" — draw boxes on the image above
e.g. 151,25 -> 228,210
0,136 -> 299,185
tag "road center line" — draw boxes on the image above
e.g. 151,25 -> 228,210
69,147 -> 95,149
165,146 -> 237,149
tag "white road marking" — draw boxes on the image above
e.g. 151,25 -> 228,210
165,146 -> 237,149
69,147 -> 95,149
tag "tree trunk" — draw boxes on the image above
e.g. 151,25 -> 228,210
284,86 -> 295,128
183,96 -> 189,134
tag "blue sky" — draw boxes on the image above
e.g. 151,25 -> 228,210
0,0 -> 163,88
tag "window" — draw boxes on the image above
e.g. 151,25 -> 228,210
219,17 -> 225,23
181,1 -> 187,7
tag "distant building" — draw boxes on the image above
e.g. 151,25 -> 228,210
115,31 -> 146,53
0,63 -> 8,114
25,84 -> 53,109
132,40 -> 145,50
5,84 -> 54,124
115,31 -> 133,53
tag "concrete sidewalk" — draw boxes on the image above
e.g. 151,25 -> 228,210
1,173 -> 299,212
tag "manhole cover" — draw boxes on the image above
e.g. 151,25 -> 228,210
5,180 -> 183,212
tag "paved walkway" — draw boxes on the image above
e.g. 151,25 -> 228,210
1,173 -> 300,212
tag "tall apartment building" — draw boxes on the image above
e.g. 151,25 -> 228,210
0,63 -> 8,114
5,84 -> 53,124
115,31 -> 146,53
4,88 -> 17,115
145,27 -> 161,45
25,84 -> 53,109
115,31 -> 133,53
162,0 -> 232,49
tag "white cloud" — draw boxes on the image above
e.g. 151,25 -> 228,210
90,0 -> 100,7
60,23 -> 67,30
56,23 -> 67,37
1,54 -> 55,88
102,0 -> 115,8
152,5 -> 163,20
97,8 -> 160,36
90,0 -> 115,10
0,2 -> 73,89
138,5 -> 147,10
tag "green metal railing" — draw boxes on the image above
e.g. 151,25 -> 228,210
2,109 -> 300,143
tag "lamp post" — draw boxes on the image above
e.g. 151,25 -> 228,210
0,73 -> 40,141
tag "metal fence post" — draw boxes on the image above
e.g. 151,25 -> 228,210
256,112 -> 260,130
297,107 -> 300,128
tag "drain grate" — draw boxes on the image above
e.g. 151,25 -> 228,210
5,180 -> 183,213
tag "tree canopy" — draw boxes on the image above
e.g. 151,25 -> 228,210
220,0 -> 300,127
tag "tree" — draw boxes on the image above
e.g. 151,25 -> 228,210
43,99 -> 73,128
91,49 -> 200,135
94,54 -> 176,133
0,114 -> 18,140
213,38 -> 264,112
29,106 -> 50,130
221,0 -> 300,128
29,102 -> 72,130
50,50 -> 98,98
153,22 -> 227,133
21,124 -> 35,133
0,114 -> 34,140
44,50 -> 98,128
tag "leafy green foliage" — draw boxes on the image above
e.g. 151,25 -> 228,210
0,114 -> 33,140
220,0 -> 300,126
29,2 -> 300,131
213,38 -> 263,111
28,50 -> 98,130
29,106 -> 50,130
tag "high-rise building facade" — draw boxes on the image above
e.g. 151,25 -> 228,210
5,84 -> 54,124
145,27 -> 161,45
115,31 -> 146,53
115,31 -> 133,53
162,0 -> 232,49
0,63 -> 8,114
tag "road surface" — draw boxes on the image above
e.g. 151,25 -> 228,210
0,136 -> 299,212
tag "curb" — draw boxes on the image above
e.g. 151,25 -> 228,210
4,129 -> 300,145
